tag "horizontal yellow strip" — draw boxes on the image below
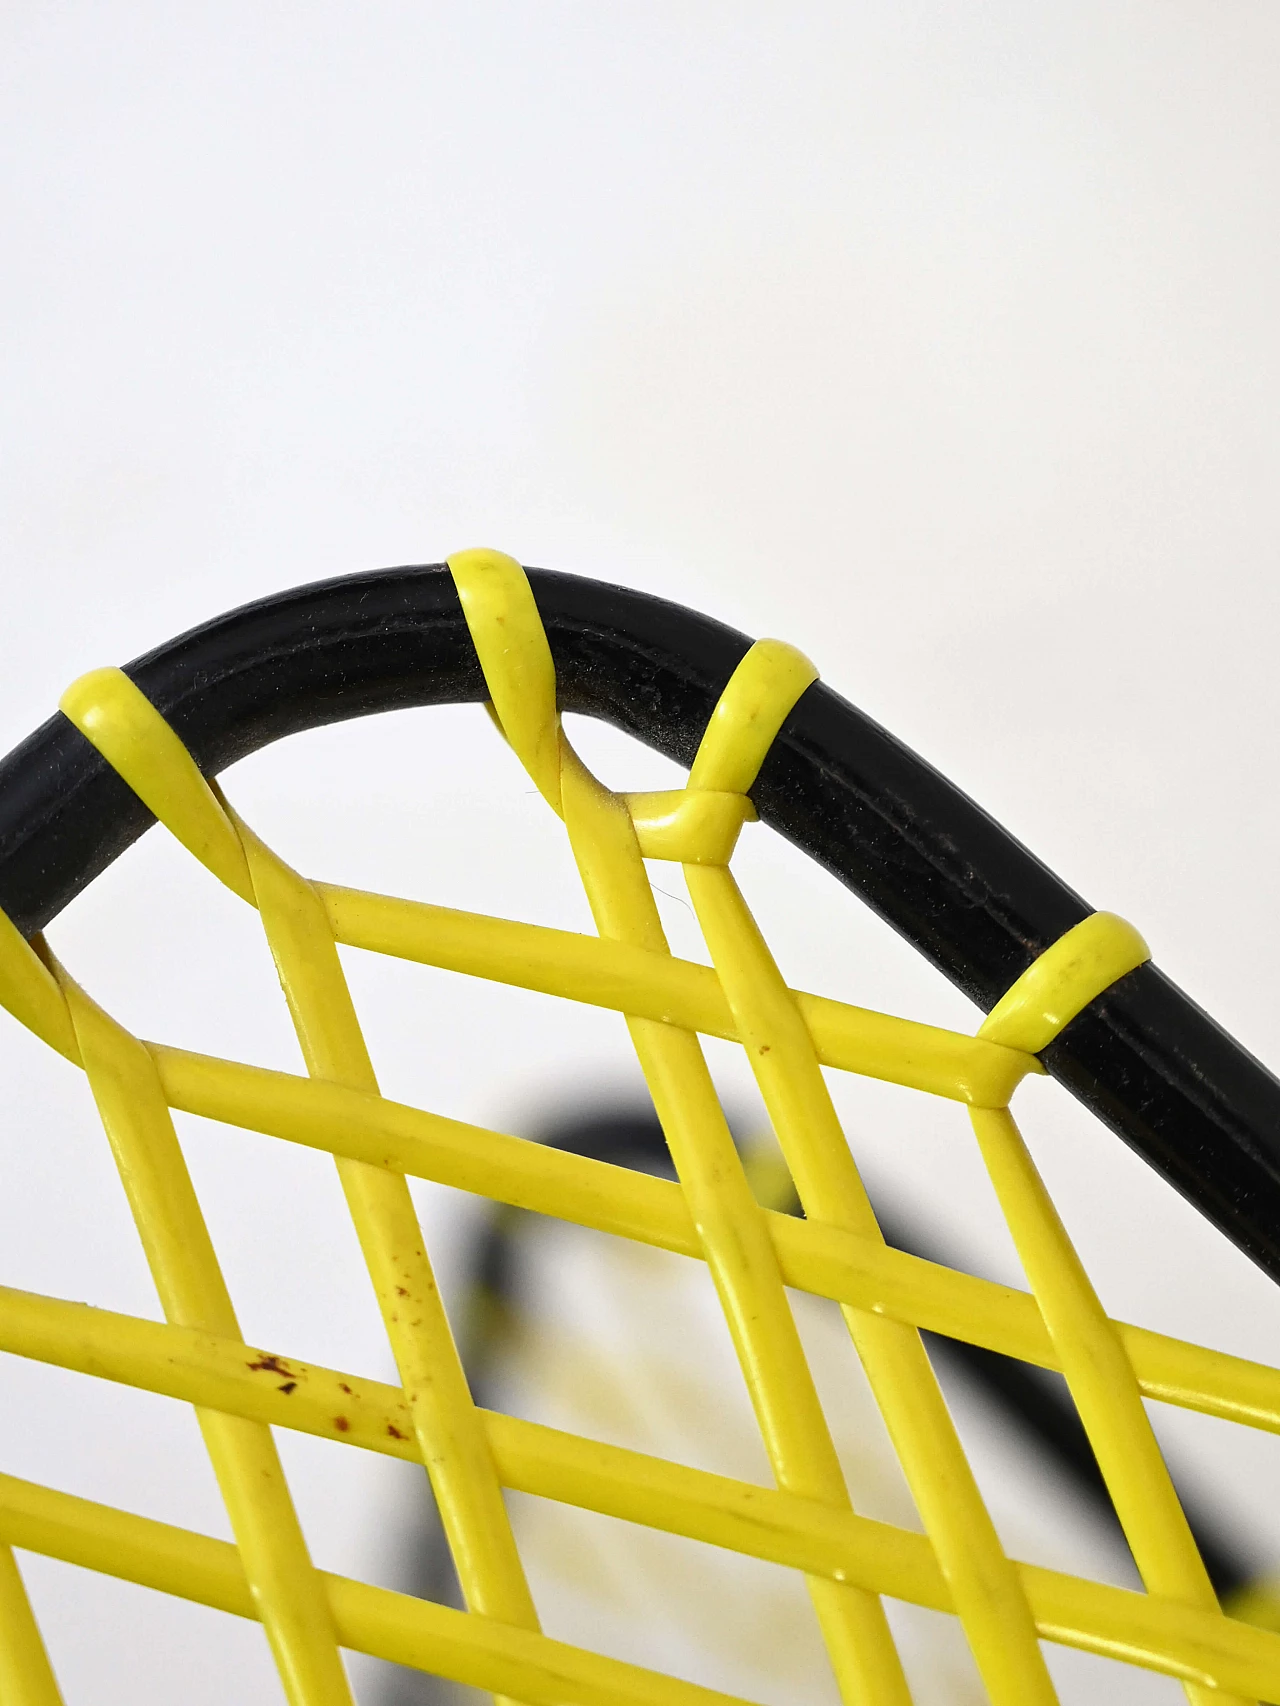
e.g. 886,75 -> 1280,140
149,1044 -> 1280,1439
3,1288 -> 1280,1696
0,1470 -> 755,1706
317,885 -> 1036,1107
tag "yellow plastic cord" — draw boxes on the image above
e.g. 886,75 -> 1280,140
678,651 -> 1055,1703
5,1286 -> 1280,1696
976,921 -> 1238,1706
0,1472 -> 756,1706
0,1544 -> 62,1706
450,550 -> 912,1706
978,912 -> 1150,1053
316,885 -> 1038,1105
52,963 -> 355,1706
236,817 -> 542,1704
0,545 -> 1265,1704
61,672 -> 540,1706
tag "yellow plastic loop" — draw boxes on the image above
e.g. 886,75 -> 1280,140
453,556 -> 918,1701
447,548 -> 563,814
0,913 -> 79,1063
689,639 -> 819,796
978,912 -> 1151,1054
619,639 -> 816,866
59,668 -> 254,903
624,789 -> 757,864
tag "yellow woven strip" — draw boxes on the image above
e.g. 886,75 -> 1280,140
47,965 -> 353,1706
0,1474 -> 758,1706
0,912 -> 79,1064
236,816 -> 542,1660
682,666 -> 1054,1704
976,921 -> 1239,1706
979,913 -> 1151,1053
451,551 -> 914,1706
0,1544 -> 62,1706
317,884 -> 1037,1105
686,639 -> 818,795
62,671 -> 542,1688
618,634 -> 814,867
495,1420 -> 1280,1697
9,1284 -> 1280,1693
141,1041 -> 1280,1437
60,669 -> 254,904
155,1040 -> 696,1241
448,548 -> 565,812
969,1107 -> 1242,1706
624,788 -> 755,864
0,735 -> 1033,1117
9,1284 -> 1280,1696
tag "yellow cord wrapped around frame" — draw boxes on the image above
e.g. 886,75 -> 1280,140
0,545 -> 1250,1706
449,549 -> 915,1706
975,924 -> 1241,1706
59,665 -> 541,1706
673,643 -> 1058,1705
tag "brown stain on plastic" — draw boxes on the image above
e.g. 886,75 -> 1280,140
246,1353 -> 293,1378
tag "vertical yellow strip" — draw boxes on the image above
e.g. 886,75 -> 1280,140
968,1104 -> 1249,1706
451,550 -> 914,1706
58,646 -> 539,1703
686,864 -> 1059,1706
0,1545 -> 63,1706
236,816 -> 540,1706
53,969 -> 354,1706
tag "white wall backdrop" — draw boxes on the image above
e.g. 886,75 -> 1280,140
1,4 -> 1278,1702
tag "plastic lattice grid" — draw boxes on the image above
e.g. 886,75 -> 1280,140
0,550 -> 1279,1706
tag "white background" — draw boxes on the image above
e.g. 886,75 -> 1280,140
1,4 -> 1278,1702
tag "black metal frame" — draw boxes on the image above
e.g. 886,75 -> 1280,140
2,563 -> 1280,1281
